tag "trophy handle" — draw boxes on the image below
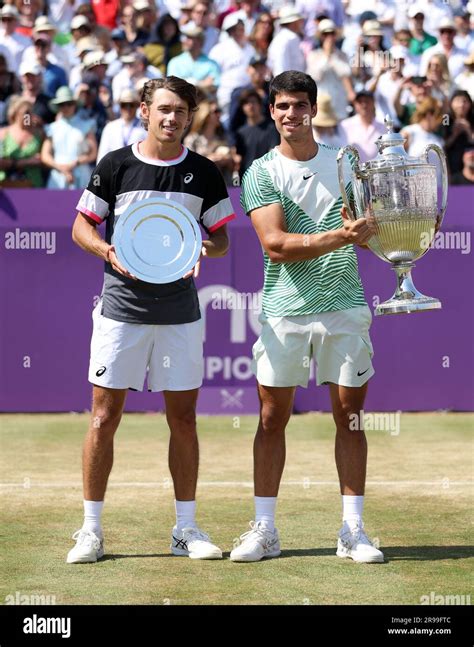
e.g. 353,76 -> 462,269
424,143 -> 448,229
336,145 -> 361,221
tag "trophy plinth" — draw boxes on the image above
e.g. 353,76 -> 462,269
375,262 -> 441,315
337,116 -> 448,316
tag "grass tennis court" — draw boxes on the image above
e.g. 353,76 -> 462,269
0,413 -> 472,606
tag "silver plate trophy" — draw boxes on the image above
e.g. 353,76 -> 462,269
112,198 -> 202,284
337,116 -> 448,315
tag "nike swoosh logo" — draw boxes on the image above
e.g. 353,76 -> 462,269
303,173 -> 317,180
357,368 -> 370,376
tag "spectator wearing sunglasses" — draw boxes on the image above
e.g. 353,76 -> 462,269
419,18 -> 469,80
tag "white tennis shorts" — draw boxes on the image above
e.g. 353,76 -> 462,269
252,305 -> 375,388
88,301 -> 204,392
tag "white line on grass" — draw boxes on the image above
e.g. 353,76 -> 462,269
0,480 -> 472,489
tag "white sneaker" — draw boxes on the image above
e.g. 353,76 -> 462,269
171,526 -> 222,559
336,521 -> 384,563
230,521 -> 281,562
66,529 -> 104,564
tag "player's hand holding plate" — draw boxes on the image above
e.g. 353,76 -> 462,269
112,198 -> 202,283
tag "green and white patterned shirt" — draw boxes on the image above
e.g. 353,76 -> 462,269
240,144 -> 367,317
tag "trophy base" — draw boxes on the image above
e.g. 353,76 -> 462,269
375,296 -> 442,316
375,263 -> 442,316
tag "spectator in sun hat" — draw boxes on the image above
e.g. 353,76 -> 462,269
306,18 -> 354,122
419,18 -> 468,80
0,4 -> 31,71
167,22 -> 220,92
20,15 -> 72,74
96,88 -> 145,162
455,51 -> 474,101
267,6 -> 306,77
209,14 -> 256,126
31,33 -> 68,98
73,4 -> 112,53
311,92 -> 345,147
41,85 -> 97,189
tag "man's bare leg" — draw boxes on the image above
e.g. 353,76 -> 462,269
254,383 -> 295,497
83,386 -> 128,501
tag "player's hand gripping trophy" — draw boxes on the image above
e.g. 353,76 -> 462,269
337,116 -> 448,315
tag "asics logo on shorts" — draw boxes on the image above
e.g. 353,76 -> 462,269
96,366 -> 107,377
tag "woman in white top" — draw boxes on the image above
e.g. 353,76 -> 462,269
426,53 -> 457,110
401,97 -> 444,172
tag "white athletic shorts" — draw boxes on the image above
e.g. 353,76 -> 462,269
88,301 -> 204,392
252,305 -> 375,388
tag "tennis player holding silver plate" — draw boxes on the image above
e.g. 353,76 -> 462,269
337,116 -> 448,315
68,77 -> 235,564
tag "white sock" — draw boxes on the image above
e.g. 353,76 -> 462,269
82,500 -> 104,536
255,496 -> 277,531
342,495 -> 364,529
175,500 -> 196,530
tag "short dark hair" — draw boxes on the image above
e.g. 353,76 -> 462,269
269,71 -> 317,106
140,76 -> 198,130
239,88 -> 262,108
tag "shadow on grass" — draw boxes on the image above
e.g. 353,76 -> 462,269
101,545 -> 473,562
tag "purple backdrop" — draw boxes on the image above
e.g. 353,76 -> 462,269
0,187 -> 473,413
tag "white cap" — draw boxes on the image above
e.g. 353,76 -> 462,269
408,5 -> 425,18
362,20 -> 384,36
133,0 -> 152,10
19,60 -> 43,76
34,16 -> 56,31
76,36 -> 97,55
278,5 -> 303,25
82,50 -> 107,69
180,21 -> 204,38
119,88 -> 139,104
438,17 -> 456,31
390,45 -> 408,60
71,15 -> 90,30
221,12 -> 243,32
318,18 -> 337,34
1,4 -> 19,18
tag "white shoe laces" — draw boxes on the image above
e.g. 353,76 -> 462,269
341,522 -> 373,547
238,521 -> 271,545
181,527 -> 211,543
72,529 -> 102,549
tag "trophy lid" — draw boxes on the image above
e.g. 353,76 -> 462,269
376,115 -> 407,156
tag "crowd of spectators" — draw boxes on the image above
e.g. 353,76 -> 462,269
0,0 -> 473,188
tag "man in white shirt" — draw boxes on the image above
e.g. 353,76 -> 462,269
0,5 -> 30,71
189,1 -> 219,55
97,89 -> 146,162
267,6 -> 306,77
368,45 -> 410,128
209,14 -> 255,126
339,90 -> 386,162
419,18 -> 468,79
413,0 -> 453,38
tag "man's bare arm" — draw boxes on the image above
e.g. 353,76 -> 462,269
72,211 -> 136,279
249,203 -> 373,263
